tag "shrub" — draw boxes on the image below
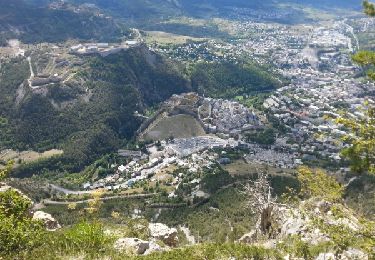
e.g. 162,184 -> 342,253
297,167 -> 344,202
0,188 -> 46,256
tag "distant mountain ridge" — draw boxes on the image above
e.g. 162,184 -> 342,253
62,0 -> 361,20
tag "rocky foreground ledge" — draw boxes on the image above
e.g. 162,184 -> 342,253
113,222 -> 179,255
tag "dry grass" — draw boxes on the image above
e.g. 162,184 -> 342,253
0,149 -> 63,168
223,160 -> 294,177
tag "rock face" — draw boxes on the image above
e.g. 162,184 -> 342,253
148,223 -> 178,247
239,199 -> 370,259
144,241 -> 163,255
274,199 -> 361,245
114,238 -> 150,255
315,248 -> 368,260
32,211 -> 61,231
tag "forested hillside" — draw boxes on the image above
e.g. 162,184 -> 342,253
0,47 -> 189,171
0,46 -> 280,174
190,62 -> 280,98
0,0 -> 126,45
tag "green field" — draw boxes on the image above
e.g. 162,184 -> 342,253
145,31 -> 207,45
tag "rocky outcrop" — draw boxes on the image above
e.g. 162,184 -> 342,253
273,199 -> 361,245
32,211 -> 61,231
149,223 -> 178,247
315,248 -> 368,260
144,241 -> 163,255
239,199 -> 370,259
114,238 -> 150,255
114,238 -> 163,255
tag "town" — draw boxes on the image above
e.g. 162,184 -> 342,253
1,15 -> 374,200
80,17 -> 375,196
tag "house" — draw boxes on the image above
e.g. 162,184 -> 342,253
83,182 -> 91,190
118,165 -> 126,173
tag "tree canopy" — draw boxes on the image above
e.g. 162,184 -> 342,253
340,1 -> 375,175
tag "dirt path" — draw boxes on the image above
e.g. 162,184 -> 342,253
27,56 -> 37,89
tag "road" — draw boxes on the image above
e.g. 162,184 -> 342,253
48,184 -> 92,195
42,193 -> 157,205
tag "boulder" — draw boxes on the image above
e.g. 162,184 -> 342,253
114,238 -> 150,255
315,253 -> 335,260
148,223 -> 178,247
341,248 -> 368,260
314,249 -> 368,260
144,241 -> 163,255
32,211 -> 61,231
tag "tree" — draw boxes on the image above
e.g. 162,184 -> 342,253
339,1 -> 375,175
0,161 -> 13,182
336,105 -> 375,175
242,172 -> 278,237
0,162 -> 45,256
296,166 -> 344,202
352,50 -> 375,80
364,0 -> 375,16
353,1 -> 374,79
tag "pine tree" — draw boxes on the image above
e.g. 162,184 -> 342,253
338,1 -> 375,175
364,0 -> 375,16
353,1 -> 375,80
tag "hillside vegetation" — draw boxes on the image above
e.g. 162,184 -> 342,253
190,62 -> 280,98
1,46 -> 280,174
0,47 -> 192,172
0,0 -> 126,45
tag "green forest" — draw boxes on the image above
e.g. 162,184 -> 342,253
0,0 -> 127,46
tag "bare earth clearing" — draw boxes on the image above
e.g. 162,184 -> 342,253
142,114 -> 206,141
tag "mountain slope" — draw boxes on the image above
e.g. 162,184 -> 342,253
0,46 -> 191,171
64,0 -> 360,25
0,0 -> 126,45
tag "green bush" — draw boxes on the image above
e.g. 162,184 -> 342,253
297,166 -> 344,202
0,189 -> 46,256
